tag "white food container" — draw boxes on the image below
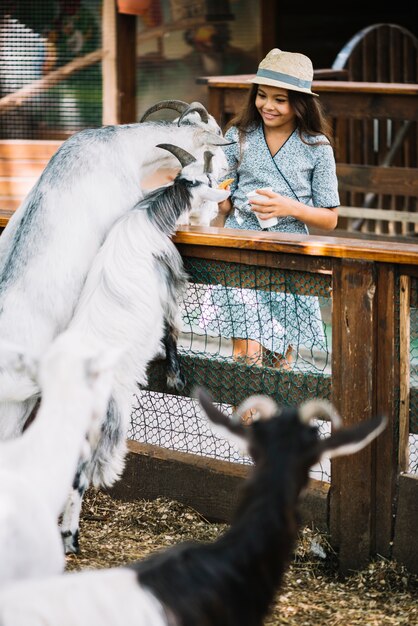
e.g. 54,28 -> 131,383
246,188 -> 278,228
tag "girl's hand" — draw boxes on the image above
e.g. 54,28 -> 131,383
248,189 -> 293,221
248,188 -> 338,230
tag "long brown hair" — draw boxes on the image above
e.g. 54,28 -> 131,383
226,84 -> 333,147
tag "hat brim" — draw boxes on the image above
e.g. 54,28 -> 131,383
248,75 -> 318,97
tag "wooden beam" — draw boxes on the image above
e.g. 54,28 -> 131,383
337,207 -> 418,223
146,355 -> 331,409
108,440 -> 329,530
102,0 -> 137,124
330,259 -> 377,573
102,0 -> 118,125
375,264 -> 400,557
392,474 -> 418,574
399,275 -> 411,471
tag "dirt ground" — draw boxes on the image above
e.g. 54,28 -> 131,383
66,489 -> 418,626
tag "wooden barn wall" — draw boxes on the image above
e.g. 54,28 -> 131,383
261,0 -> 418,69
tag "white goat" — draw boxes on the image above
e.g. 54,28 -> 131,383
0,389 -> 386,625
0,100 -> 230,440
0,330 -> 118,589
140,100 -> 230,226
57,146 -> 230,553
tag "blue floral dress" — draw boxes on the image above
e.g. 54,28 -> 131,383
198,124 -> 340,355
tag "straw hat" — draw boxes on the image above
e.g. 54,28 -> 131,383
249,48 -> 318,96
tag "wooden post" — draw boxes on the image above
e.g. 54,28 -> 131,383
102,0 -> 137,125
375,264 -> 401,557
399,275 -> 410,472
330,259 -> 378,574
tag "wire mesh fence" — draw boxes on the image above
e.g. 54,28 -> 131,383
410,277 -> 418,474
129,259 -> 333,482
0,1 -> 102,139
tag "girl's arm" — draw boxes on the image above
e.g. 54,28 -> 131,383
210,195 -> 233,227
249,190 -> 338,231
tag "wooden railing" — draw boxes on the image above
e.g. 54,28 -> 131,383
0,203 -> 416,571
111,226 -> 418,574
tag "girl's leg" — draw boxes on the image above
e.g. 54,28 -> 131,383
231,338 -> 263,424
232,338 -> 263,366
263,344 -> 294,370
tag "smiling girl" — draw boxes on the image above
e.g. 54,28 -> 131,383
201,48 -> 340,370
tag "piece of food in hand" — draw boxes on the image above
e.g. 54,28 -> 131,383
218,178 -> 234,189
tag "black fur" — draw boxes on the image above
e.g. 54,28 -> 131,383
130,409 -> 322,626
153,244 -> 190,391
136,178 -> 199,236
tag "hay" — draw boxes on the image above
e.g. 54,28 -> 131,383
66,489 -> 418,625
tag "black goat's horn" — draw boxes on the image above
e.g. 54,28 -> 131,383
177,102 -> 210,126
156,143 -> 196,168
233,395 -> 278,424
139,100 -> 189,122
299,399 -> 342,428
203,150 -> 214,174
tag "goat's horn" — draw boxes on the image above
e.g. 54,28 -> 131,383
299,399 -> 342,428
139,100 -> 189,122
203,150 -> 214,174
201,130 -> 236,146
177,102 -> 210,126
232,395 -> 278,424
156,143 -> 196,168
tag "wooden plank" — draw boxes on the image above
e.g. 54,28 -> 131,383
0,160 -> 47,177
173,227 -> 418,265
182,260 -> 331,297
330,259 -> 377,573
0,140 -> 62,160
0,178 -> 35,196
337,207 -> 418,223
204,77 -> 418,95
0,197 -> 21,211
375,265 -> 400,557
102,0 -> 118,125
399,275 -> 411,471
108,440 -> 329,530
0,208 -> 15,228
116,12 -> 137,123
205,81 -> 418,123
336,164 -> 418,197
392,474 -> 418,574
177,243 -> 333,275
145,355 -> 331,409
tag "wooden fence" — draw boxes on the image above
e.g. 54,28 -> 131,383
109,226 -> 418,575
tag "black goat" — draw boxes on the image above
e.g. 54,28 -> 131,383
0,391 -> 386,626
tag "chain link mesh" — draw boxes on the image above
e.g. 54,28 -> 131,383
0,1 -> 102,139
409,277 -> 418,474
129,259 -> 332,482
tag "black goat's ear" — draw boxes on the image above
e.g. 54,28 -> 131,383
319,415 -> 387,459
194,386 -> 246,442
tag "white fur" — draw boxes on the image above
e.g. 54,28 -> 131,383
58,157 -> 229,553
0,117 -> 229,439
0,331 -> 118,588
0,567 -> 167,626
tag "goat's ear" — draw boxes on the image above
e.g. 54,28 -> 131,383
194,386 -> 246,448
319,415 -> 387,459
